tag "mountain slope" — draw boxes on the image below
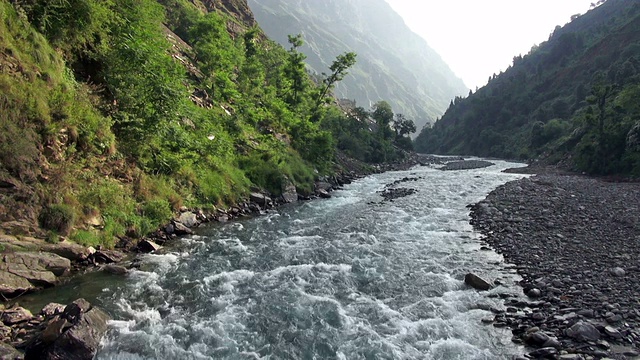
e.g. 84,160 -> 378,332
247,0 -> 468,131
415,0 -> 640,175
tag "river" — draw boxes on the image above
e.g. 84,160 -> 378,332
26,160 -> 529,359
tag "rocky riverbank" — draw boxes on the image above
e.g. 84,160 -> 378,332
470,173 -> 640,359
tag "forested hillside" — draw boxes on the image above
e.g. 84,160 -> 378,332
247,0 -> 469,132
415,0 -> 640,176
0,0 -> 412,248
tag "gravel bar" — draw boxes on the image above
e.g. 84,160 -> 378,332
470,174 -> 640,359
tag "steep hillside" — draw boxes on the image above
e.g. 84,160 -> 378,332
416,0 -> 640,176
247,0 -> 468,131
0,0 -> 414,250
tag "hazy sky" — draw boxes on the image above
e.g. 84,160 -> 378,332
384,0 -> 595,89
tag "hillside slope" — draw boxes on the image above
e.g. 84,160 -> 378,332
247,0 -> 469,131
0,0 -> 414,254
415,0 -> 640,176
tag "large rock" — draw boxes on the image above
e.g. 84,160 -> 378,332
1,307 -> 33,325
177,211 -> 198,228
0,252 -> 71,295
464,273 -> 492,291
41,242 -> 92,262
25,299 -> 110,360
137,240 -> 162,253
565,321 -> 601,342
249,192 -> 272,207
0,342 -> 22,360
281,179 -> 298,203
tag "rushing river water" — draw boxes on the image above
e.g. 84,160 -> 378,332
29,160 -> 530,359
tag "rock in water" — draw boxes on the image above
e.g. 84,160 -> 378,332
464,273 -> 492,291
25,299 -> 110,360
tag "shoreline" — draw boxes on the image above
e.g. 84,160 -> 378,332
470,169 -> 640,359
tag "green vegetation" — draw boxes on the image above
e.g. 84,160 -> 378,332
415,0 -> 640,176
0,0 -> 408,248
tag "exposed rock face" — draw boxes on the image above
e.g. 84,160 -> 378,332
24,299 -> 110,360
0,252 -> 71,295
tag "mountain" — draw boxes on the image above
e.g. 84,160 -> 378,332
415,0 -> 640,176
247,0 -> 469,132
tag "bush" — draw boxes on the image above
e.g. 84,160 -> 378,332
38,203 -> 76,235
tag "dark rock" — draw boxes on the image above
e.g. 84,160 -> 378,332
565,321 -> 600,342
527,288 -> 542,298
137,240 -> 162,253
40,303 -> 65,317
249,193 -> 271,207
0,342 -> 22,360
91,250 -> 125,264
102,264 -> 128,275
464,273 -> 492,291
609,267 -> 625,277
25,299 -> 110,360
1,307 -> 32,325
528,347 -> 557,358
316,189 -> 332,199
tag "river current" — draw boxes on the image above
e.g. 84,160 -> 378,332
85,160 -> 527,359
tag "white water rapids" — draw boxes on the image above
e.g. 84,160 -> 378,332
93,160 -> 528,359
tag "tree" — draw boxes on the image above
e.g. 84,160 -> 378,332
392,114 -> 417,138
284,34 -> 308,107
315,52 -> 357,108
372,101 -> 394,140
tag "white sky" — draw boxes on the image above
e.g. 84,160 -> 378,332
385,0 -> 595,89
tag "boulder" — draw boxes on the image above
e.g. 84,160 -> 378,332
177,212 -> 198,228
0,342 -> 22,360
41,242 -> 92,262
565,321 -> 601,342
315,181 -> 332,192
316,189 -> 332,199
41,303 -> 66,317
137,240 -> 162,253
173,222 -> 192,236
91,250 -> 125,264
2,252 -> 70,277
464,273 -> 492,291
1,307 -> 33,325
610,267 -> 625,277
249,193 -> 272,207
102,264 -> 128,275
25,299 -> 110,360
0,271 -> 34,295
281,183 -> 298,203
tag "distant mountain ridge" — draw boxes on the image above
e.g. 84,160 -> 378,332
247,0 -> 468,131
415,0 -> 640,176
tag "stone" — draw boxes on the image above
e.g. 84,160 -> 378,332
0,271 -> 35,295
173,222 -> 193,235
177,211 -> 198,228
41,242 -> 92,262
102,264 -> 128,275
249,193 -> 272,207
0,342 -> 22,359
565,321 -> 601,342
527,288 -> 542,298
314,181 -> 333,192
1,307 -> 33,325
282,182 -> 298,203
610,267 -> 625,277
464,273 -> 492,291
137,240 -> 162,253
92,250 -> 125,264
316,189 -> 332,199
2,252 -> 71,277
40,303 -> 66,317
604,325 -> 622,339
25,299 -> 110,360
524,331 -> 549,346
528,347 -> 558,358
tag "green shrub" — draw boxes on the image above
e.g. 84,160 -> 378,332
70,229 -> 101,247
38,203 -> 76,235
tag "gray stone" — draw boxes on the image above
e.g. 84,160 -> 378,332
2,252 -> 70,277
528,347 -> 558,358
565,321 -> 601,342
177,211 -> 198,228
92,250 -> 125,264
610,267 -> 625,277
527,288 -> 542,298
249,193 -> 271,207
464,273 -> 492,291
316,189 -> 332,199
173,222 -> 192,235
604,325 -> 622,339
41,242 -> 92,262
